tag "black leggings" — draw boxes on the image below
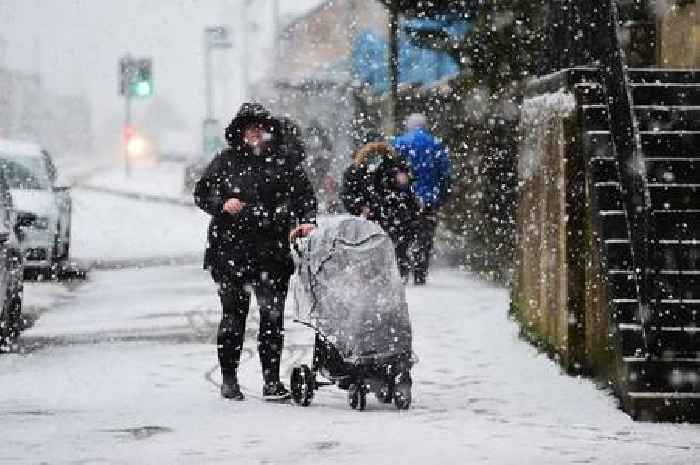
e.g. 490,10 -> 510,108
215,274 -> 289,383
414,210 -> 438,276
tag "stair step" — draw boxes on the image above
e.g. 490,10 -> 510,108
622,359 -> 700,393
635,107 -> 700,132
651,274 -> 700,302
590,158 -> 618,183
584,131 -> 700,159
627,392 -> 700,399
606,273 -> 639,299
605,240 -> 634,269
650,243 -> 700,271
641,132 -> 698,158
574,84 -> 605,106
651,210 -> 700,237
625,392 -> 699,421
649,185 -> 700,210
629,68 -> 700,84
649,243 -> 700,270
615,301 -> 700,325
574,83 -> 700,106
581,106 -> 700,132
593,183 -> 624,211
581,106 -> 609,131
598,210 -> 629,241
646,159 -> 700,184
619,324 -> 700,357
631,83 -> 700,106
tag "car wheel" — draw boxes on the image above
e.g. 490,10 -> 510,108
61,225 -> 71,261
53,224 -> 70,263
0,287 -> 22,351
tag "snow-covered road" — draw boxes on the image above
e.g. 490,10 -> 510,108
1,163 -> 698,464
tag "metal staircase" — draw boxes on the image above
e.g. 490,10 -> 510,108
577,68 -> 700,419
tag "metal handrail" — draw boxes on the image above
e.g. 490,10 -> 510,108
600,0 -> 654,357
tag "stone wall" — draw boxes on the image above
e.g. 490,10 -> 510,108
659,0 -> 699,67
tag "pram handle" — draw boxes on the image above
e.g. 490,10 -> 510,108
292,237 -> 308,259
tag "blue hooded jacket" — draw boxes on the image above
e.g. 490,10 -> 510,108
393,128 -> 454,208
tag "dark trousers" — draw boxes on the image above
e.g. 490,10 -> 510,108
215,274 -> 289,383
395,234 -> 412,278
413,209 -> 438,279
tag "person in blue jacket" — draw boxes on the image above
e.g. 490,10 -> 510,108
393,113 -> 454,285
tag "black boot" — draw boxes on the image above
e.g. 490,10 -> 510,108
262,380 -> 290,400
221,375 -> 244,400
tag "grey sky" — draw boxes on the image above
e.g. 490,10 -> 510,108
0,0 -> 325,153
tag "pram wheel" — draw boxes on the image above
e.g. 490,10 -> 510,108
290,365 -> 314,406
393,384 -> 411,410
348,383 -> 367,411
393,371 -> 411,410
375,383 -> 394,404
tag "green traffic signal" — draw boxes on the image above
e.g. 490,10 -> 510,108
132,80 -> 152,97
122,57 -> 153,98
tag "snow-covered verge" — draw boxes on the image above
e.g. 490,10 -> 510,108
2,267 -> 698,465
78,162 -> 192,203
69,188 -> 207,263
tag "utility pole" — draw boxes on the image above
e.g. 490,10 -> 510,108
202,26 -> 232,157
119,55 -> 153,176
272,0 -> 281,66
241,0 -> 254,101
124,80 -> 132,177
388,3 -> 400,136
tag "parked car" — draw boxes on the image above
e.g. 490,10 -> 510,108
0,170 -> 25,350
0,139 -> 72,275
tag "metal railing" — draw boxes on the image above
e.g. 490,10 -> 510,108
599,0 -> 655,357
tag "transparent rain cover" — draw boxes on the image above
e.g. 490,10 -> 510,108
292,215 -> 412,360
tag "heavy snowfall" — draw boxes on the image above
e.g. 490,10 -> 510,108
1,0 -> 699,464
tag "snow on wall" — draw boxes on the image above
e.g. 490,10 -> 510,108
519,90 -> 577,180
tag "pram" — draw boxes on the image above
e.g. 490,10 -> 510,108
290,215 -> 413,410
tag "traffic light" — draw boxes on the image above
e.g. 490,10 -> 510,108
123,125 -> 149,159
131,59 -> 153,97
119,57 -> 153,98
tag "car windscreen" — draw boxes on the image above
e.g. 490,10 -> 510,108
0,153 -> 51,190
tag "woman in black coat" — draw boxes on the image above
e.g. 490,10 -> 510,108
341,141 -> 419,280
194,102 -> 317,400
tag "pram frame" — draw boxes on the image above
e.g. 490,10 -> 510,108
290,225 -> 413,410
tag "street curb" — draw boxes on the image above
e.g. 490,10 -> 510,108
75,184 -> 195,207
80,254 -> 202,271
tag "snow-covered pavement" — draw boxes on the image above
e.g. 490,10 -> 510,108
2,266 -> 699,464
1,162 -> 698,464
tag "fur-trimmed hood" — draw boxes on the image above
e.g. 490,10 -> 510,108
353,141 -> 395,167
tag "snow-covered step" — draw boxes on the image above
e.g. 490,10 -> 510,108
648,185 -> 700,210
627,392 -> 700,399
647,159 -> 700,185
622,358 -> 700,393
583,106 -> 700,132
618,324 -> 700,333
634,107 -> 700,132
631,83 -> 700,106
628,68 -> 700,84
618,325 -> 700,357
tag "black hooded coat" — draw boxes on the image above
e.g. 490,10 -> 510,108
194,103 -> 317,282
